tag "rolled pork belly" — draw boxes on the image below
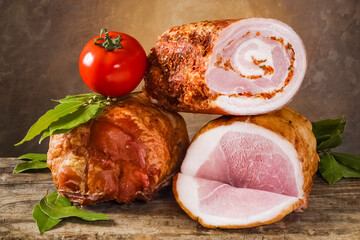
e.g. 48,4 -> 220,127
144,18 -> 307,115
173,107 -> 319,228
47,94 -> 189,205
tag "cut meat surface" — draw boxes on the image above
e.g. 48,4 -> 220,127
173,107 -> 319,228
145,18 -> 307,115
175,174 -> 300,227
207,37 -> 289,95
195,131 -> 299,197
196,178 -> 298,219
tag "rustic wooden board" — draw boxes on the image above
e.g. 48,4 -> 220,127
1,158 -> 359,239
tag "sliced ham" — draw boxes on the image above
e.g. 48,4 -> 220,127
47,94 -> 190,205
144,18 -> 307,115
173,107 -> 319,228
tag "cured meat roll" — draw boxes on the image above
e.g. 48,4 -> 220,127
47,94 -> 189,205
144,18 -> 307,115
173,107 -> 319,228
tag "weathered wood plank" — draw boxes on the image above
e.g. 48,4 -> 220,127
1,158 -> 359,239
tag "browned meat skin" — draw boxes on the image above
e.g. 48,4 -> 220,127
189,107 -> 319,210
144,19 -> 237,114
47,94 -> 190,205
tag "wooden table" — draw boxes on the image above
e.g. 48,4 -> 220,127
1,158 -> 359,239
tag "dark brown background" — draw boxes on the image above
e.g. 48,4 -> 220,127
0,0 -> 359,157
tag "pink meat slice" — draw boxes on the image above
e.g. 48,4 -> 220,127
195,132 -> 298,197
206,37 -> 288,95
209,19 -> 307,115
196,178 -> 297,219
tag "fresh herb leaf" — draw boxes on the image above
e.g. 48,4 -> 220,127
34,190 -> 109,233
54,93 -> 105,103
46,190 -> 71,207
16,92 -> 141,146
332,152 -> 360,171
18,153 -> 47,161
38,102 -> 105,143
39,196 -> 109,221
13,161 -> 48,173
13,153 -> 48,173
312,116 -> 345,139
33,190 -> 71,234
318,153 -> 344,185
319,153 -> 360,185
312,117 -> 346,152
33,204 -> 62,234
341,165 -> 360,178
312,117 -> 360,185
53,194 -> 71,207
48,102 -> 103,135
15,102 -> 85,146
316,134 -> 343,152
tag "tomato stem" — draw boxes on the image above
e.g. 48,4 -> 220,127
94,28 -> 122,51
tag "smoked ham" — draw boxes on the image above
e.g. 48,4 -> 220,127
47,94 -> 189,205
173,107 -> 319,228
144,18 -> 307,115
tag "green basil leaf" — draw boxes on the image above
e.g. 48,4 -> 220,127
313,117 -> 360,185
341,165 -> 360,178
39,194 -> 109,221
14,153 -> 48,173
312,117 -> 345,139
38,103 -> 104,144
33,190 -> 72,233
315,135 -> 330,147
48,102 -> 102,134
34,190 -> 109,233
39,128 -> 73,144
332,152 -> 360,171
33,204 -> 62,234
316,134 -> 332,142
13,161 -> 48,173
53,93 -> 104,103
46,190 -> 60,202
316,133 -> 343,152
46,190 -> 71,207
15,102 -> 84,146
53,194 -> 71,208
94,104 -> 106,118
38,129 -> 51,144
17,92 -> 139,146
318,153 -> 344,185
18,153 -> 47,162
319,153 -> 360,185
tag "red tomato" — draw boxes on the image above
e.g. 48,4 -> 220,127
79,31 -> 147,97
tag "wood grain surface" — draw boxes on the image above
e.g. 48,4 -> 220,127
1,158 -> 359,240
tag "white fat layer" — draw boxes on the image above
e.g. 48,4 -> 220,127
233,38 -> 274,76
175,173 -> 200,217
215,93 -> 288,115
181,122 -> 304,200
176,174 -> 299,227
210,18 -> 307,115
